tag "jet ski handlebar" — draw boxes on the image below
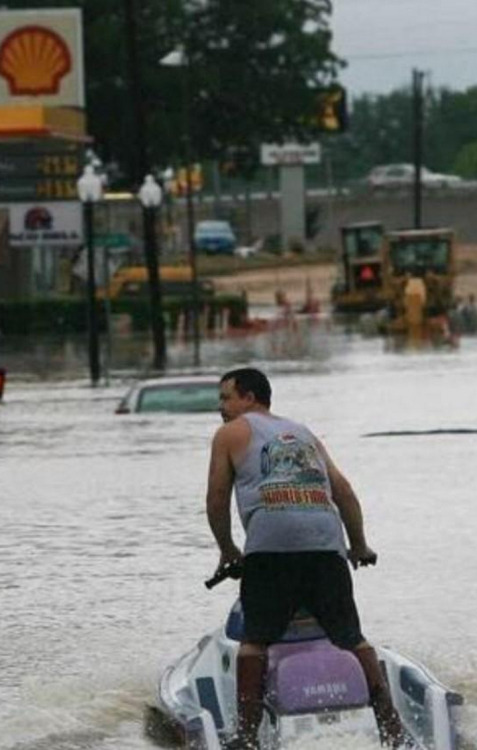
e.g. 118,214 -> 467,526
205,551 -> 377,589
205,560 -> 243,589
348,550 -> 378,568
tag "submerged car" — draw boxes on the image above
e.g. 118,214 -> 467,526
194,220 -> 237,255
115,376 -> 219,414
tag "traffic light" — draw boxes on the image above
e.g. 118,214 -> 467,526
220,146 -> 258,179
316,86 -> 348,133
170,164 -> 203,196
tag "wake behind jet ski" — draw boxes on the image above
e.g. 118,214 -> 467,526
151,563 -> 463,750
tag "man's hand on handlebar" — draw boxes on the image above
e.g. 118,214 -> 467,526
348,545 -> 378,570
205,559 -> 243,589
219,544 -> 242,570
204,544 -> 243,590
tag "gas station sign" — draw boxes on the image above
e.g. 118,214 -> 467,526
0,139 -> 83,202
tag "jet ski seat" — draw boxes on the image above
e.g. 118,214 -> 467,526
225,599 -> 329,643
224,600 -> 369,715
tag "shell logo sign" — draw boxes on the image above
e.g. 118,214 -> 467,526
0,26 -> 72,96
0,9 -> 84,107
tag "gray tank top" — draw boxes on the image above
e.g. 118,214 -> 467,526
234,412 -> 347,557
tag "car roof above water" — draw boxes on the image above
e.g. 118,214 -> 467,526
116,375 -> 220,414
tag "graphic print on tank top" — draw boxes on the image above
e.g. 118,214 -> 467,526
259,432 -> 332,510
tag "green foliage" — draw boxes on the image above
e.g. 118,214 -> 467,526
2,0 -> 341,185
7,2 -> 477,188
323,83 -> 477,185
0,299 -> 90,336
323,88 -> 415,183
453,141 -> 477,178
0,295 -> 247,336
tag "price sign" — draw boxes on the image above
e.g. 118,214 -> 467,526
0,139 -> 84,201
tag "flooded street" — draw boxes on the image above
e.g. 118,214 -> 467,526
2,329 -> 477,749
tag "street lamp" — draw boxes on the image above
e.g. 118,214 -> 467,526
161,47 -> 201,367
77,164 -> 103,386
138,174 -> 166,371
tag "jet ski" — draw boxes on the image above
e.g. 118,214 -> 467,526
152,564 -> 463,749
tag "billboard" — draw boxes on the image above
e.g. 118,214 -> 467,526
3,201 -> 83,247
0,8 -> 84,107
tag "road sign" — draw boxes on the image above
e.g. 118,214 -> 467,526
260,142 -> 322,166
94,233 -> 132,249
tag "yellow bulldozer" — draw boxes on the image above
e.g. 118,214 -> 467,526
332,223 -> 456,337
382,227 -> 456,337
96,264 -> 215,300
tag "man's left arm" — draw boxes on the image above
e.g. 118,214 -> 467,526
206,426 -> 242,566
319,441 -> 377,567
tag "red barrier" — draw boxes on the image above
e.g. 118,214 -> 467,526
0,367 -> 6,401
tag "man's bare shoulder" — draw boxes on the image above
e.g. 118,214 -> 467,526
212,416 -> 252,458
214,415 -> 251,441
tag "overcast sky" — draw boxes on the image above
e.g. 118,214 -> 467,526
331,0 -> 477,97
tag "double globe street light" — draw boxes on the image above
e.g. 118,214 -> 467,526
77,167 -> 167,384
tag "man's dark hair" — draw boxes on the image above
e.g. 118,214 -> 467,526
220,368 -> 272,407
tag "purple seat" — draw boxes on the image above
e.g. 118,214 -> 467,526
225,601 -> 327,643
265,640 -> 369,715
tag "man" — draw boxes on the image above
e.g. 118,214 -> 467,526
206,367 -> 406,750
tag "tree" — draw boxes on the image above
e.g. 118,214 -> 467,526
322,89 -> 414,185
1,0 -> 343,184
178,0 -> 343,161
453,141 -> 477,178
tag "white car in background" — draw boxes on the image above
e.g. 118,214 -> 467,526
365,163 -> 462,189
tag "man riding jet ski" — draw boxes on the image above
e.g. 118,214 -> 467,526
152,368 -> 462,749
206,368 -> 409,748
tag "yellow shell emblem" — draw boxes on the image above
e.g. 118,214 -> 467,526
0,25 -> 71,96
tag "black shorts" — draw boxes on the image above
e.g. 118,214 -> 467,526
240,551 -> 364,649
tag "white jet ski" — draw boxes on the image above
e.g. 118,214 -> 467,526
152,564 -> 463,749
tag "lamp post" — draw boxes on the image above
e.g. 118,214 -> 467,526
77,165 -> 103,386
161,167 -> 176,254
161,47 -> 201,367
138,174 -> 166,371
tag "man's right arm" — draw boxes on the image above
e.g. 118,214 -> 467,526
206,425 -> 241,565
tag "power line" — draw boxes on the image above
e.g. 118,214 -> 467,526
345,46 -> 477,61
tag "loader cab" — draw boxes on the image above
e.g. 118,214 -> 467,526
386,229 -> 454,277
342,222 -> 384,291
332,222 -> 386,312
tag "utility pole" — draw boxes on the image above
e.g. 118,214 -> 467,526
124,0 -> 165,371
412,69 -> 425,229
123,0 -> 148,185
160,45 -> 201,367
181,52 -> 201,368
